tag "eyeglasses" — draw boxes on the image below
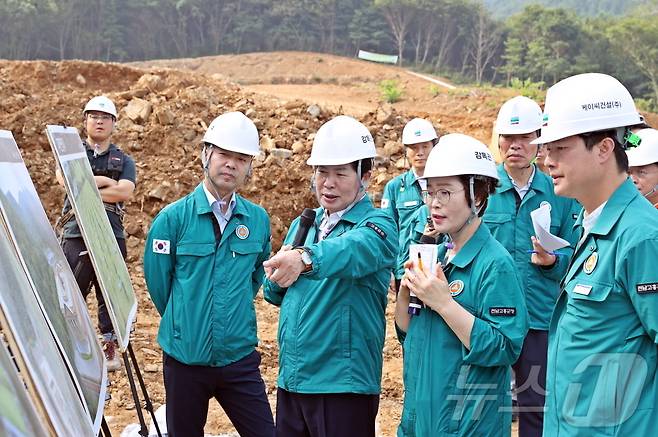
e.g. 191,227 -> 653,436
87,114 -> 114,121
422,188 -> 465,205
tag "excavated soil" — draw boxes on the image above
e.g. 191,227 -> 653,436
2,52 -> 656,436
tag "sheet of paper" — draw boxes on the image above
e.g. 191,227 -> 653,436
530,203 -> 570,252
409,244 -> 439,274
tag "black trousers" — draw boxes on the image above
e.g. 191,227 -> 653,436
275,388 -> 380,437
512,329 -> 548,437
163,351 -> 274,437
62,236 -> 126,335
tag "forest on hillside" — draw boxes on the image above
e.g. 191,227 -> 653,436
1,0 -> 657,110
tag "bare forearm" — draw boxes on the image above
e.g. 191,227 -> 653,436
98,180 -> 135,203
395,289 -> 412,333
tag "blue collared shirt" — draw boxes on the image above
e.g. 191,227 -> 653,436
203,184 -> 236,233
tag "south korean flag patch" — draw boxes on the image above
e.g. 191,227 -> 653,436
152,239 -> 170,254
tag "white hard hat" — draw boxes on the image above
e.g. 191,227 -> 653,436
307,115 -> 376,166
627,128 -> 658,167
421,133 -> 499,180
532,73 -> 643,145
202,111 -> 260,156
495,96 -> 542,135
402,118 -> 438,145
84,96 -> 117,118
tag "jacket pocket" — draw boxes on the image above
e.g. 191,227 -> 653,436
483,213 -> 512,224
568,280 -> 613,302
229,241 -> 262,255
176,242 -> 215,257
565,279 -> 614,321
483,213 -> 513,237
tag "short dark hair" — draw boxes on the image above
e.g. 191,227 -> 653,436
349,158 -> 373,175
579,130 -> 628,173
457,175 -> 499,217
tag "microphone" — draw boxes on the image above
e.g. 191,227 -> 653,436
292,208 -> 316,247
419,234 -> 436,244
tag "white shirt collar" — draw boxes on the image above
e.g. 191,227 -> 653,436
579,201 -> 607,246
318,193 -> 366,240
508,165 -> 536,199
202,184 -> 236,216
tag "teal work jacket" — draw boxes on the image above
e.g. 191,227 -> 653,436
381,169 -> 425,279
398,223 -> 528,436
483,164 -> 580,329
544,179 -> 658,436
264,196 -> 398,394
144,183 -> 271,367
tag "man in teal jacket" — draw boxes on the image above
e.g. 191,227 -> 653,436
144,112 -> 274,437
484,96 -> 580,437
381,118 -> 438,290
534,73 -> 658,436
263,116 -> 398,437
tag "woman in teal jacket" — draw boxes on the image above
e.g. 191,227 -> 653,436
396,133 -> 528,437
263,116 -> 398,437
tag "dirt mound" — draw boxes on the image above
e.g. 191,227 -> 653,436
134,51 -> 417,85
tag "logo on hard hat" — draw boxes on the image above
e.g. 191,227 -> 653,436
510,116 -> 520,125
414,130 -> 422,136
542,114 -> 549,127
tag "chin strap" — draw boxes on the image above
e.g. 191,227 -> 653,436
446,177 -> 483,249
645,183 -> 658,199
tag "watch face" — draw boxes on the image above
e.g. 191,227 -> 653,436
301,251 -> 312,265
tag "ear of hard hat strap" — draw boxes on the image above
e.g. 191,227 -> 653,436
644,183 -> 658,199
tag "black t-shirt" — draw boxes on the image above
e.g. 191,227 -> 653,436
61,143 -> 137,240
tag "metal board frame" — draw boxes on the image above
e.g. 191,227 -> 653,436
45,125 -> 137,352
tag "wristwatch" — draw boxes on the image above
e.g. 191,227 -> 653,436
295,248 -> 313,273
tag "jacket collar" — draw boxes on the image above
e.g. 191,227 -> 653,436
193,183 -> 249,218
496,163 -> 549,194
314,194 -> 373,226
574,178 -> 638,237
449,222 -> 491,269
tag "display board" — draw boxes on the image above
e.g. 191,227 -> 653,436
46,125 -> 137,352
0,338 -> 49,437
0,130 -> 106,432
0,218 -> 94,436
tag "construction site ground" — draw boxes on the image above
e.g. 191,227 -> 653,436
2,51 -> 656,436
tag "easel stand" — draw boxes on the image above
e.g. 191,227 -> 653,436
97,343 -> 162,437
124,343 -> 162,437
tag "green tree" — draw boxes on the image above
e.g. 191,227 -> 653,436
501,35 -> 525,84
608,14 -> 658,105
374,0 -> 419,65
